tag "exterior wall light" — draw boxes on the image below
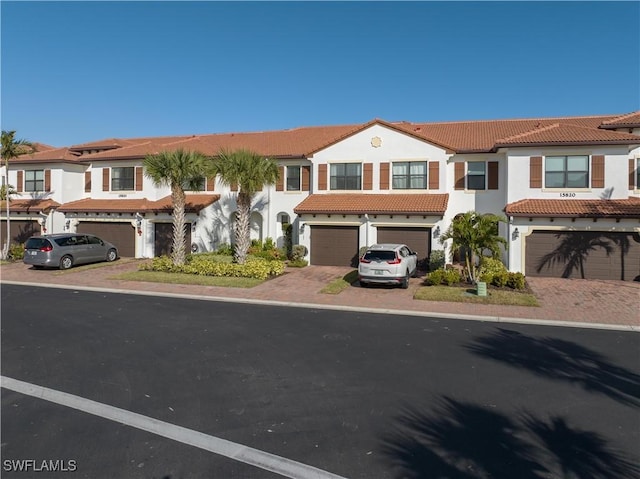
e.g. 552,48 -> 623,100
512,228 -> 520,241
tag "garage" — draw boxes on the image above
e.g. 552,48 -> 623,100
0,220 -> 40,245
76,221 -> 136,257
377,227 -> 430,266
525,230 -> 640,281
154,223 -> 191,257
310,225 -> 359,266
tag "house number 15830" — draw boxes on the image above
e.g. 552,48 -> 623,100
560,192 -> 576,197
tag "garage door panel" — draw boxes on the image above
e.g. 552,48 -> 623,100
376,227 -> 430,265
76,222 -> 135,257
1,220 -> 39,245
310,226 -> 359,266
526,231 -> 640,281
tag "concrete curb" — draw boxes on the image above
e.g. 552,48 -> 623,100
3,280 -> 637,332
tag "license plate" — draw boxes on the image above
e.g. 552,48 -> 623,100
374,270 -> 384,275
29,251 -> 37,256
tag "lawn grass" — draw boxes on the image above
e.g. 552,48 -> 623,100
112,270 -> 264,288
320,270 -> 359,294
414,285 -> 539,307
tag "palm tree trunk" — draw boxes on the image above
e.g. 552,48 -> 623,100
171,185 -> 187,266
2,160 -> 10,260
234,192 -> 251,264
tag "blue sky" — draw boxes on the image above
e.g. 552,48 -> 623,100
2,1 -> 639,147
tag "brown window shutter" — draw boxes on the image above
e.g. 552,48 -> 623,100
318,164 -> 327,190
428,161 -> 439,189
16,170 -> 23,192
363,163 -> 373,190
591,155 -> 605,188
135,167 -> 143,191
206,176 -> 215,191
85,171 -> 92,192
230,182 -> 238,192
276,166 -> 284,191
380,162 -> 389,190
102,168 -> 110,191
44,170 -> 51,192
488,161 -> 499,190
630,158 -> 636,190
454,162 -> 465,190
530,156 -> 542,188
302,166 -> 310,191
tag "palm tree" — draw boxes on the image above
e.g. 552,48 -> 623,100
0,184 -> 19,201
210,149 -> 279,264
2,130 -> 34,259
144,148 -> 209,266
440,211 -> 507,283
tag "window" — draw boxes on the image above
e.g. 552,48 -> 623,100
467,162 -> 486,190
545,155 -> 589,188
392,162 -> 427,189
111,167 -> 135,191
25,170 -> 44,192
330,163 -> 361,190
286,166 -> 301,191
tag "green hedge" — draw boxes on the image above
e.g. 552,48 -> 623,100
141,255 -> 285,280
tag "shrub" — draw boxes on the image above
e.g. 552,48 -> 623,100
428,250 -> 445,272
288,258 -> 308,268
8,243 -> 25,260
507,272 -> 526,290
491,271 -> 509,288
478,256 -> 507,284
291,244 -> 308,261
215,243 -> 234,255
426,267 -> 461,286
140,255 -> 284,280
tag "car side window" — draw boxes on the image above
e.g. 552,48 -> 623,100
88,236 -> 103,245
75,235 -> 88,245
400,247 -> 409,257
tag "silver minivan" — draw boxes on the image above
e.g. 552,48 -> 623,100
23,233 -> 118,270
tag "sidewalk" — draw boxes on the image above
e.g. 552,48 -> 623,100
1,260 -> 638,330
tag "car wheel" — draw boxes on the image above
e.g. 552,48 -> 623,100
106,249 -> 118,262
60,255 -> 73,270
401,270 -> 410,289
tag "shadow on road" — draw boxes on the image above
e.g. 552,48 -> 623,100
379,397 -> 639,478
465,328 -> 640,407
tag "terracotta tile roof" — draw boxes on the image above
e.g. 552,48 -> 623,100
294,193 -> 449,215
57,194 -> 219,214
0,199 -> 60,213
395,114 -> 639,152
10,147 -> 83,164
505,198 -> 640,218
494,123 -> 639,147
599,111 -> 640,129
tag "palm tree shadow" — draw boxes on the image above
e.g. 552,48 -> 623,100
465,329 -> 640,407
536,232 -> 614,279
379,397 -> 640,479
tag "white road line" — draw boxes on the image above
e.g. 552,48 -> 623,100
1,376 -> 347,479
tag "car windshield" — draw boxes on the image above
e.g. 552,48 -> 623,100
25,238 -> 52,250
363,250 -> 396,261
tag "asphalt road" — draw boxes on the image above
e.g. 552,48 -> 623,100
1,284 -> 639,478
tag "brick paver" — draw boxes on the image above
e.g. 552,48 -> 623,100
1,261 -> 638,328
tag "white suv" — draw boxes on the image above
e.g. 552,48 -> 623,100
358,243 -> 418,289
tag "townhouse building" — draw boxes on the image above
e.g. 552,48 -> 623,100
2,111 -> 639,281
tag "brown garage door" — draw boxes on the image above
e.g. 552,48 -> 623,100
310,226 -> 359,266
377,227 -> 430,266
154,223 -> 191,257
0,220 -> 39,245
76,222 -> 136,257
526,230 -> 640,281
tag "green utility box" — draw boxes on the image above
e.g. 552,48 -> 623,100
476,281 -> 487,297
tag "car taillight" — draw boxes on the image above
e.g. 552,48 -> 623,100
359,257 -> 371,263
387,257 -> 401,264
39,245 -> 53,252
